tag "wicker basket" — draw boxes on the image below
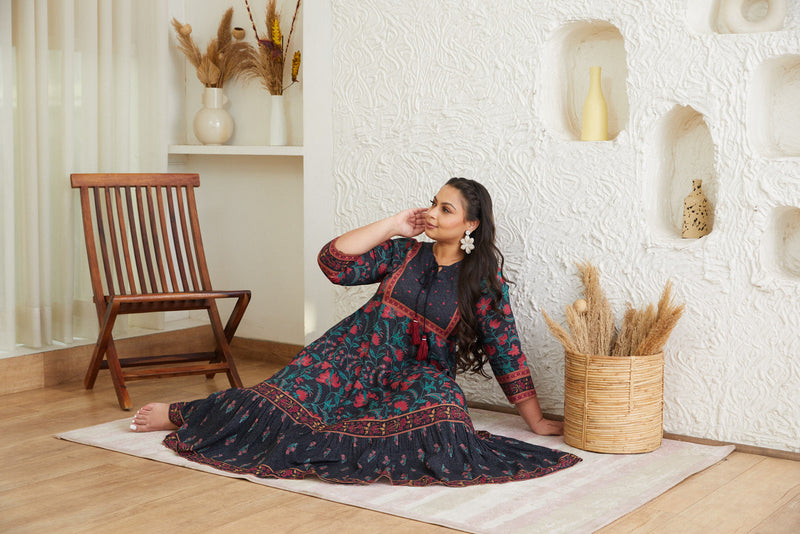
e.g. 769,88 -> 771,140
564,349 -> 664,454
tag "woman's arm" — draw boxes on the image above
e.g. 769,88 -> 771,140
335,208 -> 427,256
477,277 -> 564,436
516,396 -> 564,436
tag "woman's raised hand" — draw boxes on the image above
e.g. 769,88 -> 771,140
334,207 -> 428,256
394,207 -> 428,238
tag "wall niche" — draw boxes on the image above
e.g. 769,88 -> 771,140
646,104 -> 717,241
748,55 -> 800,158
542,20 -> 629,141
762,206 -> 800,278
687,0 -> 787,34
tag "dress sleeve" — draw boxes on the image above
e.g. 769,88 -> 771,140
317,237 -> 414,286
476,275 -> 536,404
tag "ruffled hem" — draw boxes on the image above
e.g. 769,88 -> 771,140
162,386 -> 581,487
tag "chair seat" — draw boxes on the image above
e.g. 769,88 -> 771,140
105,291 -> 250,314
107,290 -> 250,303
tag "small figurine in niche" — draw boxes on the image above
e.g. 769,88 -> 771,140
682,179 -> 712,238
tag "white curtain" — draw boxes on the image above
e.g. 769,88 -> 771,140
0,0 -> 168,353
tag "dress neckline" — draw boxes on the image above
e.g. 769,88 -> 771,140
427,241 -> 462,269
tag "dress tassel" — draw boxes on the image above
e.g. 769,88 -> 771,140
411,320 -> 421,345
416,337 -> 428,361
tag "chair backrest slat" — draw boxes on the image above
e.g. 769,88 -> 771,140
135,186 -> 158,293
103,188 -> 126,295
124,186 -> 147,294
145,185 -> 169,293
112,186 -> 137,294
165,186 -> 190,291
156,186 -> 179,292
186,186 -> 212,290
71,173 -> 209,300
175,186 -> 200,291
92,188 -> 116,296
79,187 -> 105,302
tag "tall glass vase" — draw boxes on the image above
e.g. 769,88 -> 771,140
269,94 -> 288,146
581,66 -> 609,141
193,87 -> 234,145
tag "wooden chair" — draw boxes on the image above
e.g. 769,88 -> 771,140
71,173 -> 250,410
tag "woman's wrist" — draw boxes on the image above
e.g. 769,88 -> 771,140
334,216 -> 398,256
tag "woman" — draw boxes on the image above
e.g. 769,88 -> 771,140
131,178 -> 581,486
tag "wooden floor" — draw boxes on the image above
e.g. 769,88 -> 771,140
1,357 -> 798,533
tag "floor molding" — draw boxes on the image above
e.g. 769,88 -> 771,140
661,432 -> 800,462
3,329 -> 797,462
467,401 -> 800,462
0,326 -> 301,396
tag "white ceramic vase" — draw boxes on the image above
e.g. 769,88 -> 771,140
193,87 -> 234,145
269,94 -> 288,146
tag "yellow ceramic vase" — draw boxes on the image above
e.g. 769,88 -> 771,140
581,66 -> 609,141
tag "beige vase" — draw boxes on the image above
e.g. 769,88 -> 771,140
682,179 -> 712,238
193,87 -> 234,145
581,66 -> 608,141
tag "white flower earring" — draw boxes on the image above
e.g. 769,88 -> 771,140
460,229 -> 475,254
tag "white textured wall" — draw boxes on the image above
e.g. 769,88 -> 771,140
329,0 -> 800,453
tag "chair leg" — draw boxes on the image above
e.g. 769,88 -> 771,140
85,300 -> 132,410
85,301 -> 118,389
207,300 -> 243,388
223,293 -> 251,342
105,340 -> 133,410
206,291 -> 250,387
84,337 -> 106,390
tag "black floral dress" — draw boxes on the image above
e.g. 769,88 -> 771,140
163,238 -> 580,486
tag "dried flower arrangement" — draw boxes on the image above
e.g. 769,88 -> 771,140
171,8 -> 251,88
243,0 -> 302,95
542,262 -> 684,356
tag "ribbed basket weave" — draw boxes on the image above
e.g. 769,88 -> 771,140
564,350 -> 664,454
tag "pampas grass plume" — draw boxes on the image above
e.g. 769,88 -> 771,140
564,302 -> 590,354
242,0 -> 302,95
172,7 -> 250,88
637,281 -> 685,355
576,262 -> 615,356
543,265 -> 684,358
542,309 -> 578,354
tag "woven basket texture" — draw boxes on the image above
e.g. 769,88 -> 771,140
564,350 -> 664,454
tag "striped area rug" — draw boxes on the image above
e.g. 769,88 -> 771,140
56,408 -> 733,533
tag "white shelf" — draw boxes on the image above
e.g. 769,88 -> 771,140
168,145 -> 304,157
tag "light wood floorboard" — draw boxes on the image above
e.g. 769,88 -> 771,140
1,358 -> 798,533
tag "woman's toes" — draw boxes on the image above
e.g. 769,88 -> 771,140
128,403 -> 176,432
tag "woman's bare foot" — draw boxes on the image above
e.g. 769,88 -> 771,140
129,403 -> 178,432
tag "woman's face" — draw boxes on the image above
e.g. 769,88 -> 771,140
424,185 -> 477,244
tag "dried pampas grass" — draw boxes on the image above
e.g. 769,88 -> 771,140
564,301 -> 589,354
171,8 -> 251,88
243,0 -> 302,95
611,304 -> 636,357
576,262 -> 615,356
635,280 -> 685,356
542,309 -> 578,353
542,263 -> 684,357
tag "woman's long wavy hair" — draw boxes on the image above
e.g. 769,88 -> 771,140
446,177 -> 507,377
